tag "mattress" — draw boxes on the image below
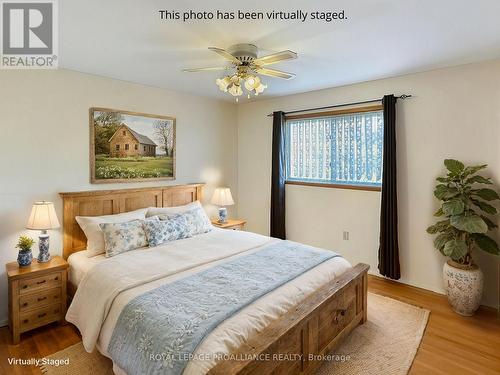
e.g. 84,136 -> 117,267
66,228 -> 352,374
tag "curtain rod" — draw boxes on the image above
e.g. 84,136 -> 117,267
266,94 -> 412,117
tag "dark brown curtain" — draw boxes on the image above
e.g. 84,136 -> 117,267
378,95 -> 401,279
270,111 -> 286,239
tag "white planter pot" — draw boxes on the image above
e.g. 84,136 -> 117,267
443,260 -> 483,316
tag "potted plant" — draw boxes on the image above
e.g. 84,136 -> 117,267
427,159 -> 499,315
16,236 -> 35,267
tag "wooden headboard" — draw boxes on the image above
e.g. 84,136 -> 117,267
59,183 -> 203,259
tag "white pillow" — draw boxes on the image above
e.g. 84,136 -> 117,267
146,201 -> 203,218
75,208 -> 147,257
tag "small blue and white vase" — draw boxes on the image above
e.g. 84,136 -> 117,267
17,249 -> 33,267
37,234 -> 51,263
218,207 -> 228,223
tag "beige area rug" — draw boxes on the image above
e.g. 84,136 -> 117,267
41,293 -> 429,375
317,293 -> 430,375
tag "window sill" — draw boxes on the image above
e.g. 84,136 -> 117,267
285,180 -> 381,192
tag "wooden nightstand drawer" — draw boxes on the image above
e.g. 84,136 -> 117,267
19,287 -> 62,312
19,272 -> 62,295
226,224 -> 244,230
20,303 -> 63,332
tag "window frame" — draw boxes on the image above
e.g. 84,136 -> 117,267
284,105 -> 383,192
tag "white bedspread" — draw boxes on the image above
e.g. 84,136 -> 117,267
67,250 -> 105,286
66,228 -> 351,374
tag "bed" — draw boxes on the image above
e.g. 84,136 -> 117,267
60,184 -> 369,375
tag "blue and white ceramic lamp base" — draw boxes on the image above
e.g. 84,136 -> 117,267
218,207 -> 228,223
37,233 -> 51,263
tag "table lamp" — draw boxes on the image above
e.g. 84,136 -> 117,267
26,201 -> 60,263
211,187 -> 234,223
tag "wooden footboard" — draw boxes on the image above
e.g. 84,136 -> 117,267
209,263 -> 369,375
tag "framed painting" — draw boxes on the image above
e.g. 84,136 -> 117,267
89,108 -> 176,183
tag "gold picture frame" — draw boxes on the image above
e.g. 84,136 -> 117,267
89,107 -> 176,184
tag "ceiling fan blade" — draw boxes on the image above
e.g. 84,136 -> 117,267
255,67 -> 296,80
208,47 -> 242,65
182,66 -> 230,72
253,50 -> 297,66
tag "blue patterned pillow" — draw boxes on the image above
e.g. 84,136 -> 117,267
99,219 -> 148,257
143,214 -> 191,247
158,206 -> 212,237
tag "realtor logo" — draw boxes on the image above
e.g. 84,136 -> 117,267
1,0 -> 58,69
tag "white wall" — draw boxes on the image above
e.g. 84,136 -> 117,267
0,69 -> 238,326
237,59 -> 500,308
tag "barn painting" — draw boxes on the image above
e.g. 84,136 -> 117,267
90,108 -> 175,183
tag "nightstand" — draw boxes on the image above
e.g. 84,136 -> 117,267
6,256 -> 68,344
211,218 -> 247,231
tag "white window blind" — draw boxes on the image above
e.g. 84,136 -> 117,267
285,110 -> 383,187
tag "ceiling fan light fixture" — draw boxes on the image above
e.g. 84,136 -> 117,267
184,44 -> 296,100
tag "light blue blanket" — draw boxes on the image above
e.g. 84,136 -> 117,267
108,241 -> 338,375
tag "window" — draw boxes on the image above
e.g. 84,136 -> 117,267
122,131 -> 126,136
144,145 -> 146,151
115,144 -> 120,151
284,107 -> 383,189
125,144 -> 129,150
135,144 -> 138,150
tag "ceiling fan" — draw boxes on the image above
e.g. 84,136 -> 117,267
183,43 -> 297,100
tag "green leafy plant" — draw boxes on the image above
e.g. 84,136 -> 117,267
15,236 -> 35,251
427,159 -> 500,266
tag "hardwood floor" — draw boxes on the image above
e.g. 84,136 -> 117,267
369,276 -> 500,375
0,276 -> 498,374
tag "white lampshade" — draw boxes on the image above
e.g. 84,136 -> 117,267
26,201 -> 60,230
211,188 -> 234,206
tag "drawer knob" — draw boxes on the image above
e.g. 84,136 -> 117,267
37,297 -> 47,302
37,280 -> 46,285
55,277 -> 59,281
38,313 -> 47,318
22,302 -> 28,307
22,285 -> 27,289
333,309 -> 347,324
23,319 -> 28,324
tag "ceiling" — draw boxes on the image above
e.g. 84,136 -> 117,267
60,0 -> 500,102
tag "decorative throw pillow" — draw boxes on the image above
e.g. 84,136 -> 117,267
158,206 -> 212,237
143,214 -> 191,247
99,219 -> 148,258
76,208 -> 147,257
